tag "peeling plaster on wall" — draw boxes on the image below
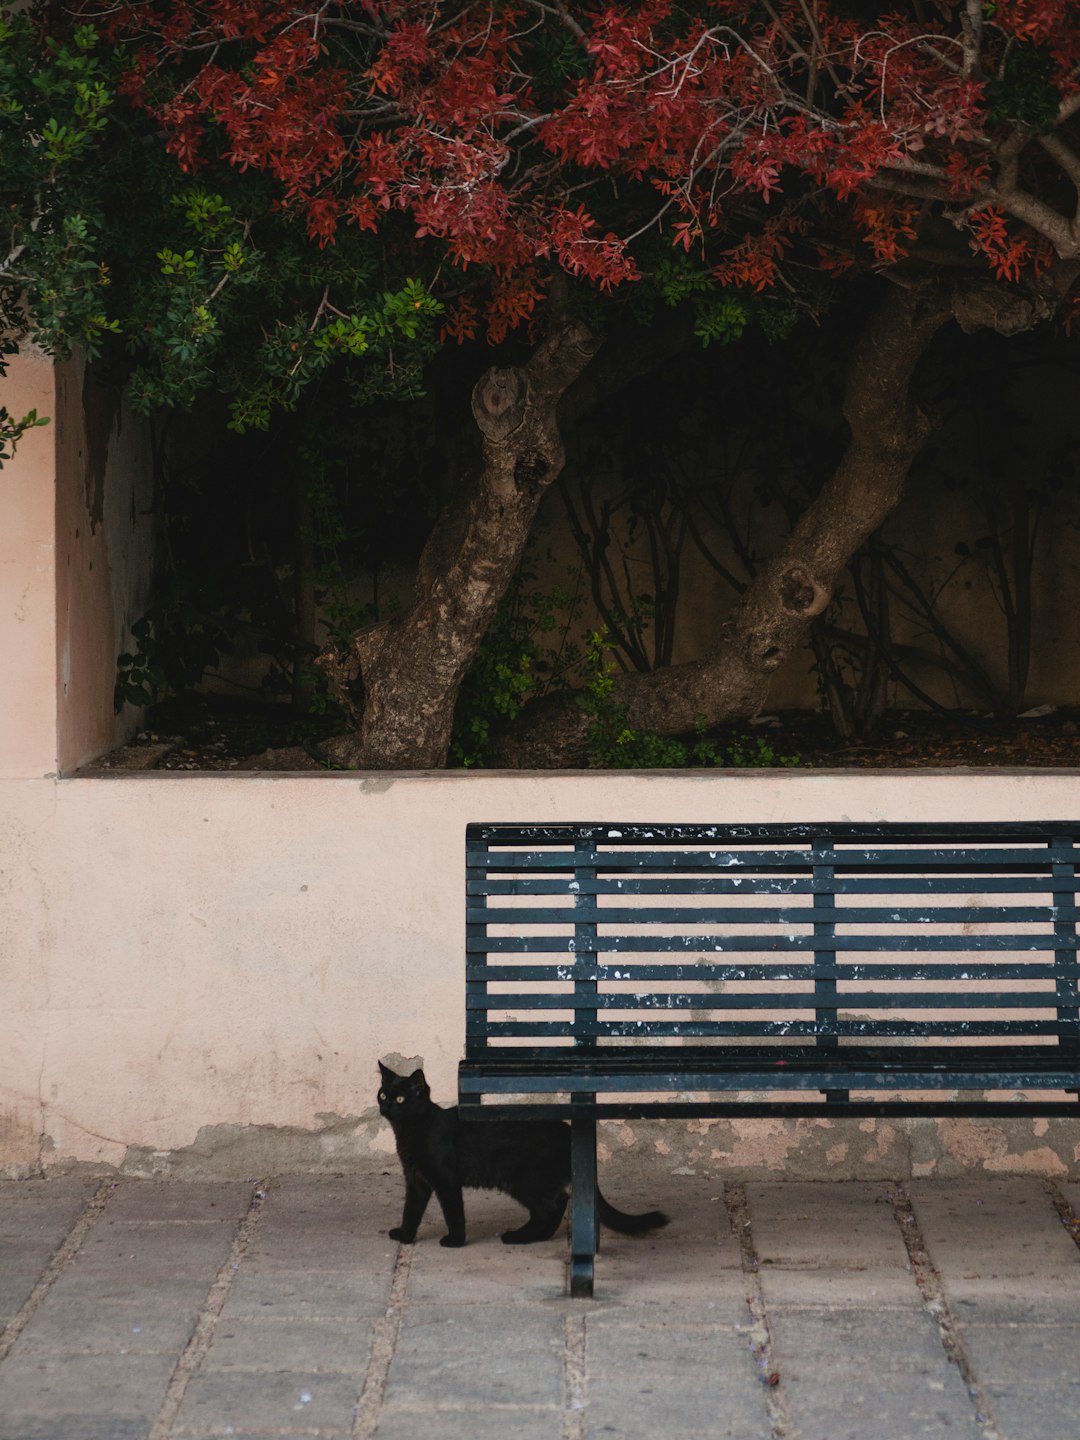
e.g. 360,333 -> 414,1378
117,1113 -> 384,1180
935,1117 -> 1070,1177
0,1097 -> 43,1180
7,1105 -> 1080,1183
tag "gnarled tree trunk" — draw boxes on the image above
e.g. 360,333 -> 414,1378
496,284 -> 953,767
317,318 -> 598,768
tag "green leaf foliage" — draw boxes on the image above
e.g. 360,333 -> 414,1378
1,9 -> 444,430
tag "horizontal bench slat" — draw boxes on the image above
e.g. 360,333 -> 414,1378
460,1068 -> 1080,1093
469,933 -> 1078,954
468,822 -> 1080,844
463,1041 -> 1080,1067
467,989 -> 1074,1010
479,1019 -> 1068,1037
461,1100 -> 1080,1120
468,845 -> 1080,873
470,876 -> 1080,898
468,903 -> 1080,926
470,962 -> 1080,982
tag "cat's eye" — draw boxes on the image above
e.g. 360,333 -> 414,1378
395,1095 -> 405,1104
378,1091 -> 385,1101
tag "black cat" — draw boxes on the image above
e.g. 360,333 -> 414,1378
378,1062 -> 668,1247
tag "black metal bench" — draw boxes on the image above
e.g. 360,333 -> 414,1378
459,821 -> 1080,1295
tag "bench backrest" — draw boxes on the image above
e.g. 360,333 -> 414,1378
465,822 -> 1080,1057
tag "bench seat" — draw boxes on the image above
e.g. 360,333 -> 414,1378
459,820 -> 1080,1293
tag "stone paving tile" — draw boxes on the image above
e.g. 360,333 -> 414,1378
174,1434 -> 350,1440
769,1300 -> 981,1435
238,1232 -> 371,1270
961,1319 -> 1080,1376
587,1232 -> 733,1305
221,1266 -> 392,1321
12,1293 -> 199,1356
0,1352 -> 175,1438
956,1316 -> 1080,1437
385,1304 -> 564,1410
48,1266 -> 217,1308
749,1181 -> 984,1438
750,1181 -> 918,1308
266,1173 -> 398,1233
6,1172 -> 1080,1440
174,1433 -> 349,1439
204,1315 -> 372,1372
375,1406 -> 560,1440
909,1178 -> 1080,1302
589,1254 -> 741,1312
0,1270 -> 54,1324
71,1223 -> 236,1278
587,1321 -> 772,1440
776,1378 -> 983,1440
174,1367 -> 361,1433
748,1182 -> 905,1267
0,1178 -> 100,1225
105,1182 -> 253,1224
0,1179 -> 99,1323
0,1418 -> 150,1440
910,1179 -> 1080,1365
585,1264 -> 748,1325
404,1231 -> 567,1305
904,1180 -> 1080,1439
965,1379 -> 1080,1440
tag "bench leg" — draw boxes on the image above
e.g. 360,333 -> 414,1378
570,1116 -> 598,1298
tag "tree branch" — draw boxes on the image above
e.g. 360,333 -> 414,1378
961,0 -> 983,78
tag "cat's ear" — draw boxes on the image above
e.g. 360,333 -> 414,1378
378,1061 -> 395,1082
407,1068 -> 427,1086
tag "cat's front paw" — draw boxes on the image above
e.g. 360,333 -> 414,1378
388,1227 -> 416,1244
439,1234 -> 466,1248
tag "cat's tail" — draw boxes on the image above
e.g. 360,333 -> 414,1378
597,1191 -> 668,1235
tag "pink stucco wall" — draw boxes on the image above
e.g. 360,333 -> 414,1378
4,768 -> 1080,1180
1,345 -> 59,779
2,350 -> 1080,1181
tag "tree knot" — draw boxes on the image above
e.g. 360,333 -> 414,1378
778,566 -> 827,616
513,450 -> 554,494
472,366 -> 528,441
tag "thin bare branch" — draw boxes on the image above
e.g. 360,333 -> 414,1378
961,0 -> 983,78
794,0 -> 842,93
522,0 -> 584,41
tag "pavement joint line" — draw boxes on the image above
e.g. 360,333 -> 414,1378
723,1182 -> 796,1440
187,1313 -> 366,1321
185,1364 -> 367,1375
0,1177 -> 114,1365
383,1401 -> 558,1413
1042,1177 -> 1080,1250
889,1184 -> 1004,1440
146,1179 -> 269,1440
561,1312 -> 587,1440
350,1238 -> 412,1440
173,1424 -> 351,1437
103,1218 -> 235,1229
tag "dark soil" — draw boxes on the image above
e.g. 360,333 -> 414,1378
82,697 -> 1080,772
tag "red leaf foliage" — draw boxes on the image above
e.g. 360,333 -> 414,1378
107,0 -> 1080,333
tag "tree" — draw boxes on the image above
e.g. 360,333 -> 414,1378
5,2 -> 1080,765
